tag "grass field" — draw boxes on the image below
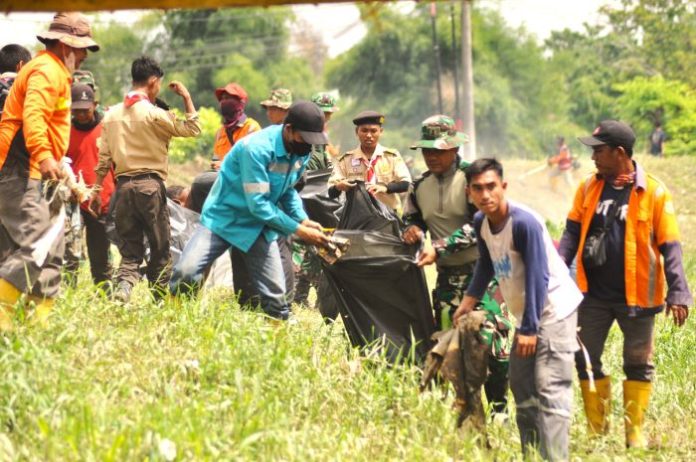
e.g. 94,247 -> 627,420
1,156 -> 695,461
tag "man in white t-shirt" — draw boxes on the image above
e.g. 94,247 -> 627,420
453,158 -> 583,461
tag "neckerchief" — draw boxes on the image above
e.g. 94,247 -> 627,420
124,91 -> 150,108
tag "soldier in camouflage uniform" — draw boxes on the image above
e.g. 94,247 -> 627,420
260,88 -> 292,125
404,115 -> 512,414
292,92 -> 340,306
328,111 -> 411,213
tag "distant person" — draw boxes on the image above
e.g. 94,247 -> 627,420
170,101 -> 330,321
0,44 -> 32,115
260,88 -> 292,125
0,13 -> 99,330
65,82 -> 115,287
328,111 -> 411,214
210,82 -> 261,171
90,56 -> 201,303
454,158 -> 582,461
548,136 -> 573,192
649,122 -> 665,157
559,120 -> 691,449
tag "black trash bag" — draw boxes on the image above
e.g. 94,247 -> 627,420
298,168 -> 342,228
323,230 -> 435,363
337,182 -> 401,237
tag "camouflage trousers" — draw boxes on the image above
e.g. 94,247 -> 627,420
63,201 -> 83,286
433,266 -> 513,413
292,241 -> 323,306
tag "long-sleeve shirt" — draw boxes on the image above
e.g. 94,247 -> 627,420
201,124 -> 309,252
0,51 -> 72,180
96,93 -> 201,181
558,162 -> 692,308
467,201 -> 582,334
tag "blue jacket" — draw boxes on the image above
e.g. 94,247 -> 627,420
200,124 -> 309,252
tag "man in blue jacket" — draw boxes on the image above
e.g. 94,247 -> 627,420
170,101 -> 329,320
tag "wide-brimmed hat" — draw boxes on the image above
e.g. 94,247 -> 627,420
410,115 -> 468,150
37,12 -> 100,52
261,88 -> 293,110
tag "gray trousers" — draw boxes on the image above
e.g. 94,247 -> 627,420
574,296 -> 655,382
509,310 -> 578,462
0,175 -> 64,297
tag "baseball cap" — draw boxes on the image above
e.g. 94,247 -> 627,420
71,83 -> 95,109
261,88 -> 293,110
410,115 -> 468,150
352,110 -> 384,126
579,120 -> 636,150
37,12 -> 100,52
214,82 -> 248,103
284,101 -> 329,145
311,92 -> 339,113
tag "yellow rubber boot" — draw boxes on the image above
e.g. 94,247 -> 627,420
580,377 -> 611,435
623,380 -> 652,449
25,295 -> 55,328
0,278 -> 22,332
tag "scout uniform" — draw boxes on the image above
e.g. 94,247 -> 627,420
0,13 -> 99,329
328,111 -> 411,212
404,115 -> 512,414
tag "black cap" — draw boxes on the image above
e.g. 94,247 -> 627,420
284,101 -> 328,145
71,83 -> 95,109
352,110 -> 385,126
579,120 -> 636,150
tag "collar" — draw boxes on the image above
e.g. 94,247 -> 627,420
273,124 -> 292,160
38,50 -> 71,81
596,161 -> 646,191
356,143 -> 385,159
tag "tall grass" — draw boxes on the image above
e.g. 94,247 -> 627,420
1,156 -> 694,460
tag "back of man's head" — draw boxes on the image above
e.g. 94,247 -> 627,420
465,158 -> 504,184
131,56 -> 163,86
0,44 -> 31,74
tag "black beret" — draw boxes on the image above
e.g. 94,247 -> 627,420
352,110 -> 385,126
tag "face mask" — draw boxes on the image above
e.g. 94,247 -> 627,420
220,98 -> 245,126
287,140 -> 313,156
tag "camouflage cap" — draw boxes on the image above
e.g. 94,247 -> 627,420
410,115 -> 468,150
73,70 -> 96,89
260,88 -> 293,110
311,92 -> 339,113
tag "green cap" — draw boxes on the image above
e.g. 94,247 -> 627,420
410,115 -> 468,150
311,92 -> 339,113
260,88 -> 293,110
73,70 -> 97,89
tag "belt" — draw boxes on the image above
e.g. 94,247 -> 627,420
116,172 -> 162,184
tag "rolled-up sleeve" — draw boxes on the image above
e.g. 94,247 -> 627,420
151,110 -> 201,138
95,128 -> 113,178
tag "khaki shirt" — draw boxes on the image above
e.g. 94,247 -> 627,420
328,144 -> 411,211
96,96 -> 201,181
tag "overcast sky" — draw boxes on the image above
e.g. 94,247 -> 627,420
0,1 -> 617,57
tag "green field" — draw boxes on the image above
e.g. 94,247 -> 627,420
1,156 -> 695,461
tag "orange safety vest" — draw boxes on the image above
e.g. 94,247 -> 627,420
212,117 -> 261,160
0,51 -> 72,179
568,166 -> 681,308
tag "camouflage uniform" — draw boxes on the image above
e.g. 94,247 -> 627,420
406,115 -> 512,414
294,92 -> 340,306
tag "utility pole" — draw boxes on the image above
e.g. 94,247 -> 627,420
461,0 -> 476,160
430,2 -> 444,114
450,1 -> 461,124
